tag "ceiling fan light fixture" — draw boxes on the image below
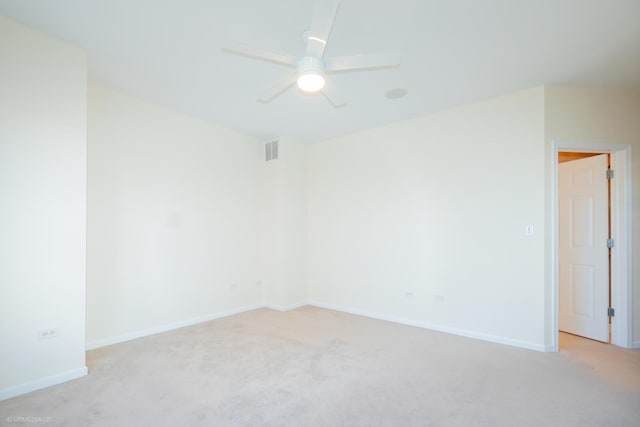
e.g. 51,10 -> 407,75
296,55 -> 325,93
297,72 -> 325,92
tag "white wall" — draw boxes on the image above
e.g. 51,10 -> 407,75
307,88 -> 547,350
87,85 -> 263,347
544,86 -> 640,347
0,16 -> 88,399
259,138 -> 308,309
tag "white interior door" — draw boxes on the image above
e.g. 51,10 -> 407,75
559,154 -> 609,342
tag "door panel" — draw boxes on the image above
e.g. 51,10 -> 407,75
559,154 -> 608,342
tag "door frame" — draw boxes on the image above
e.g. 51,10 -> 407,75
549,141 -> 632,351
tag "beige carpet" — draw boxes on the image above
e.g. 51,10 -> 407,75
1,306 -> 639,426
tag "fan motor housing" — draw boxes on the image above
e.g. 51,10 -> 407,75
297,56 -> 324,76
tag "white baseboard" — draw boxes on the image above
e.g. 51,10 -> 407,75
0,366 -> 87,402
308,301 -> 547,352
263,302 -> 307,312
632,340 -> 640,349
89,299 -> 552,354
86,303 -> 264,350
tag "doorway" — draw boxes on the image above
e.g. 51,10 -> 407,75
558,152 -> 610,343
550,141 -> 632,351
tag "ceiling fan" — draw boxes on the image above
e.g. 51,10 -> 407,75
222,0 -> 401,107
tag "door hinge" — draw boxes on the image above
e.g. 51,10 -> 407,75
606,169 -> 614,180
607,238 -> 615,249
608,307 -> 615,317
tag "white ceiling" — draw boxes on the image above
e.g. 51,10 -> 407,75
1,0 -> 639,143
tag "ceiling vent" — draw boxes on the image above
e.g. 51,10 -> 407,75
265,140 -> 279,161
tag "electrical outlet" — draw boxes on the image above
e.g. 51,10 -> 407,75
433,295 -> 445,302
37,328 -> 59,340
404,291 -> 414,297
525,225 -> 534,236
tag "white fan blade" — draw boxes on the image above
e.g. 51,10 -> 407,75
222,41 -> 297,67
257,71 -> 298,103
322,81 -> 347,108
325,53 -> 401,72
306,0 -> 340,58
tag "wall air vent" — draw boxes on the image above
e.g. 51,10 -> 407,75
265,140 -> 279,161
